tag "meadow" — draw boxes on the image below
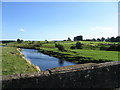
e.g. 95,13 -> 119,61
6,40 -> 119,64
1,47 -> 37,75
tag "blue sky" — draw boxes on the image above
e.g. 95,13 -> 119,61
2,2 -> 118,41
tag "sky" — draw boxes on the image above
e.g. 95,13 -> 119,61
2,2 -> 118,41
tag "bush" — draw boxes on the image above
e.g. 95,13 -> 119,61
107,44 -> 120,51
55,44 -> 58,48
55,44 -> 65,51
76,42 -> 82,49
100,46 -> 109,50
33,42 -> 42,47
34,44 -> 42,47
32,41 -> 35,43
45,40 -> 49,43
70,46 -> 76,49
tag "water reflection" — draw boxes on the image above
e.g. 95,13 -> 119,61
59,59 -> 64,66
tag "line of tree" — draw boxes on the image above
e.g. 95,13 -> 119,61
1,40 -> 16,43
72,35 -> 120,42
84,36 -> 120,42
105,36 -> 120,42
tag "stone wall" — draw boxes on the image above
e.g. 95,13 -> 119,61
2,61 -> 120,88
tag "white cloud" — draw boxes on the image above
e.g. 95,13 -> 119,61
20,28 -> 25,32
91,26 -> 113,31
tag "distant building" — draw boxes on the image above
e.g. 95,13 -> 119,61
74,35 -> 83,41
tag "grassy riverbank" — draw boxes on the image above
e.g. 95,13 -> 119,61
6,41 -> 119,64
1,47 -> 37,75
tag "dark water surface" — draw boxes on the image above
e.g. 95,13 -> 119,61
21,48 -> 75,71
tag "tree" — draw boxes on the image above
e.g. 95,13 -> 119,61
55,44 -> 65,51
116,36 -> 120,42
67,37 -> 72,41
105,36 -> 120,42
105,37 -> 110,42
20,40 -> 23,43
17,38 -> 23,43
110,37 -> 115,42
76,42 -> 82,49
97,38 -> 101,41
17,38 -> 20,43
92,38 -> 96,41
101,37 -> 105,41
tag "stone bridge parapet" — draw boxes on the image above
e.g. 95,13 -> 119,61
2,61 -> 120,88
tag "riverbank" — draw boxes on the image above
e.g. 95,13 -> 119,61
2,47 -> 39,75
17,48 -> 41,72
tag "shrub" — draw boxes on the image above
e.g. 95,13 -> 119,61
70,46 -> 76,49
55,44 -> 65,51
107,44 -> 120,51
34,44 -> 40,47
34,43 -> 42,47
76,42 -> 82,49
54,41 -> 57,43
55,44 -> 58,48
45,40 -> 49,43
32,41 -> 35,43
100,46 -> 109,50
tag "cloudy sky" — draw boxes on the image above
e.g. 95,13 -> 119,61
2,2 -> 118,40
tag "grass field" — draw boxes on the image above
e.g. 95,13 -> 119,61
70,49 -> 118,61
6,41 -> 119,64
1,47 -> 37,75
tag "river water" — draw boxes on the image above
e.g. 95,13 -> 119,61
21,48 -> 75,71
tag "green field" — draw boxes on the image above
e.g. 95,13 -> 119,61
2,40 -> 118,75
70,49 -> 118,61
6,41 -> 119,64
1,47 -> 37,75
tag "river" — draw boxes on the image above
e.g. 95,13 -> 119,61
21,48 -> 75,71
